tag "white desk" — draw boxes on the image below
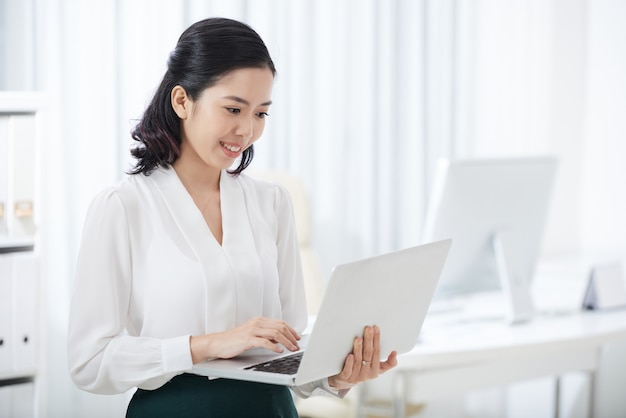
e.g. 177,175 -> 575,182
356,308 -> 626,418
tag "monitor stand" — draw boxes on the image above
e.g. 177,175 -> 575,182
492,233 -> 535,324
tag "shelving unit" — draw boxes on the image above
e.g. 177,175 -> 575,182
0,91 -> 42,418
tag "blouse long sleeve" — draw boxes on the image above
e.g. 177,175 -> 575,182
67,189 -> 192,394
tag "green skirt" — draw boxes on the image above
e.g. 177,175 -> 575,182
126,373 -> 299,418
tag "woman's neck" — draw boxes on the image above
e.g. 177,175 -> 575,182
173,158 -> 221,195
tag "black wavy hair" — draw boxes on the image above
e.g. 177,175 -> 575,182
129,17 -> 276,176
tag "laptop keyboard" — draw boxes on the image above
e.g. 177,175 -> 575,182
244,352 -> 304,375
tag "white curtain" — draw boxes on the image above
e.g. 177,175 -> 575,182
41,0 -> 435,268
29,0 -> 626,416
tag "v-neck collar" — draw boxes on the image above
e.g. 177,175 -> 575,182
150,166 -> 260,251
149,166 -> 264,325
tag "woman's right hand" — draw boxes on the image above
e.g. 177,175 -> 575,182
189,316 -> 301,363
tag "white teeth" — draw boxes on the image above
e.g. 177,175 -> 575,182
222,143 -> 242,152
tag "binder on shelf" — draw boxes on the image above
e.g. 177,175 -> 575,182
9,381 -> 35,417
0,382 -> 35,417
7,114 -> 37,238
0,251 -> 39,378
12,252 -> 39,374
0,385 -> 12,417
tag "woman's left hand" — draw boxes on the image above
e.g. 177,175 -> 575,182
327,325 -> 398,391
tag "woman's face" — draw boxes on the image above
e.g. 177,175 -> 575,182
173,67 -> 274,171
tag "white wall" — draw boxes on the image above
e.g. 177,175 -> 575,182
582,0 -> 626,256
453,0 -> 626,264
453,0 -> 588,257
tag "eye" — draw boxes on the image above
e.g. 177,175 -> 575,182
256,112 -> 270,119
226,107 -> 240,114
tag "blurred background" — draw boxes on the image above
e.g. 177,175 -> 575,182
1,0 -> 625,416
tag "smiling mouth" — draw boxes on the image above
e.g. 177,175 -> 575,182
221,142 -> 242,153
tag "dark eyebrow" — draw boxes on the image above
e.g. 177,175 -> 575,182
223,95 -> 272,107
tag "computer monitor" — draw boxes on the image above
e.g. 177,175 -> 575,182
421,156 -> 558,323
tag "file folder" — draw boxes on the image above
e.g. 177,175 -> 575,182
11,252 -> 39,374
0,385 -> 12,417
0,382 -> 35,417
7,114 -> 36,237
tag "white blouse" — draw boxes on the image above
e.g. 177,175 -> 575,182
67,167 -> 334,396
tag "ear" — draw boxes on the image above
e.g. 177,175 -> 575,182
171,85 -> 191,119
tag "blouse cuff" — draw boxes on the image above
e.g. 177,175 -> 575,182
162,335 -> 193,373
291,377 -> 350,399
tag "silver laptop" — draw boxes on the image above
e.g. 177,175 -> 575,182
191,239 -> 452,386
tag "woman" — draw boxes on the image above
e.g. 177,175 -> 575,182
67,17 -> 397,417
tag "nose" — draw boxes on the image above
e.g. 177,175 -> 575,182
236,116 -> 254,140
